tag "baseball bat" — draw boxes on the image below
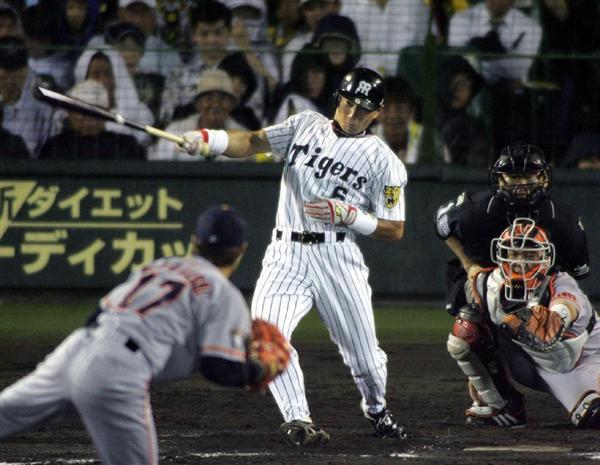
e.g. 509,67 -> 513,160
34,86 -> 185,145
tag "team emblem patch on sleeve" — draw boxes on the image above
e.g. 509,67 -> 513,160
383,186 -> 401,209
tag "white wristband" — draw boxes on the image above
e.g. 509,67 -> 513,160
350,209 -> 378,235
551,303 -> 574,327
205,129 -> 229,155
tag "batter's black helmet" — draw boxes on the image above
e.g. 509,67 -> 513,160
335,67 -> 385,111
489,143 -> 552,210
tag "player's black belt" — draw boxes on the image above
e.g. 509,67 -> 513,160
276,230 -> 346,244
586,311 -> 597,335
125,338 -> 140,352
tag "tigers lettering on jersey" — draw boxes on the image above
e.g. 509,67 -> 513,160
288,143 -> 368,193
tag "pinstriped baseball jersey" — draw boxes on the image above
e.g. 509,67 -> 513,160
264,110 -> 407,235
252,110 -> 407,424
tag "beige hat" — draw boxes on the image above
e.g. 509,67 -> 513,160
195,69 -> 237,101
68,79 -> 109,108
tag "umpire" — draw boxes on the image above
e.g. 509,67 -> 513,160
435,143 -> 590,316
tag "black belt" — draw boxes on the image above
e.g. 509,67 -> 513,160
125,338 -> 139,352
587,311 -> 597,335
276,230 -> 345,244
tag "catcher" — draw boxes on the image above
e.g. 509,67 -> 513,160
448,217 -> 600,428
0,205 -> 291,465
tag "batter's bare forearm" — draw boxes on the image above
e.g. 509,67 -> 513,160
371,219 -> 404,240
224,129 -> 271,158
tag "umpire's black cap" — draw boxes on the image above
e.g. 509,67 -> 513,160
195,205 -> 247,247
0,36 -> 28,70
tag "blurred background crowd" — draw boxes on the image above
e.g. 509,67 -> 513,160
0,0 -> 599,168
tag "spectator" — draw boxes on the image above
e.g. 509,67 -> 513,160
0,36 -> 54,158
436,56 -> 491,167
22,1 -> 74,91
0,4 -> 21,38
155,0 -> 188,50
309,13 -> 361,114
267,0 -> 303,50
72,47 -> 155,146
340,0 -> 430,77
272,47 -> 328,123
104,21 -> 146,78
536,0 -> 600,155
560,134 -> 600,170
149,68 -> 247,161
225,0 -> 280,118
118,0 -> 182,77
448,0 -> 543,152
39,79 -> 146,160
160,0 -> 253,124
56,0 -> 100,63
280,0 -> 336,83
0,126 -> 29,158
373,75 -> 423,163
218,52 -> 261,130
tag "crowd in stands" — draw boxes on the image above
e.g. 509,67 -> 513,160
0,0 -> 598,168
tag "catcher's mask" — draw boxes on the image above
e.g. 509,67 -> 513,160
489,144 -> 552,213
491,217 -> 555,302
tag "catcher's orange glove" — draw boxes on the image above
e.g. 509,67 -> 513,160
247,319 -> 291,392
502,305 -> 565,351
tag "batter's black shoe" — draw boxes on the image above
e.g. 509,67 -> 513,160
465,394 -> 526,428
279,419 -> 330,446
365,408 -> 407,439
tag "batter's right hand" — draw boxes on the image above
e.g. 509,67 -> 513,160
178,130 -> 212,158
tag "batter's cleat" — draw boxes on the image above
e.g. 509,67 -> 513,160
365,408 -> 407,439
465,397 -> 527,428
279,419 -> 330,446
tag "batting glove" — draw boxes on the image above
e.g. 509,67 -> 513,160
304,199 -> 378,235
178,129 -> 229,159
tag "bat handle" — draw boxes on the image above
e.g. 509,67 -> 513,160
144,126 -> 186,145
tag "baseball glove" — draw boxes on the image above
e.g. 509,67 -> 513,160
247,319 -> 291,392
502,305 -> 565,351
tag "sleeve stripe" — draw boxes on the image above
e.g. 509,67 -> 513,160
202,345 -> 246,360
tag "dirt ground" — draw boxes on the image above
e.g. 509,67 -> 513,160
1,341 -> 599,465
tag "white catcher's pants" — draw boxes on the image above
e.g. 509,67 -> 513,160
251,239 -> 388,422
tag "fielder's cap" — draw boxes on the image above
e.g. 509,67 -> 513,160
195,68 -> 237,102
0,35 -> 27,70
195,205 -> 247,247
68,79 -> 110,108
119,0 -> 156,8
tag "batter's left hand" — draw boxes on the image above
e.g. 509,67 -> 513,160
304,199 -> 357,225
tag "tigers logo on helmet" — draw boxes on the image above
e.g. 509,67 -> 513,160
491,217 -> 555,302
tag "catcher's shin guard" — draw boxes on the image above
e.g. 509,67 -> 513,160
447,310 -> 523,416
571,391 -> 600,428
279,419 -> 330,446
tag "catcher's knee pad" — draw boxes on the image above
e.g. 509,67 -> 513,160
571,392 -> 600,428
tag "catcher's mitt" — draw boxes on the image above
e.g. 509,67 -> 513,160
502,305 -> 565,351
247,319 -> 291,392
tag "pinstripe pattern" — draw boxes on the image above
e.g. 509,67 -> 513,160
252,111 -> 407,422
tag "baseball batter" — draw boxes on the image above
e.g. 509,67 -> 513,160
179,68 -> 408,444
448,218 -> 600,428
0,205 -> 291,465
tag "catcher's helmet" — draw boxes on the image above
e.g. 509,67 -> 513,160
335,67 -> 385,111
491,218 -> 555,302
489,143 -> 552,211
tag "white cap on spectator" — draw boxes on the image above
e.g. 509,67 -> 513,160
119,0 -> 156,8
300,0 -> 335,5
195,69 -> 237,102
223,0 -> 266,13
69,79 -> 109,108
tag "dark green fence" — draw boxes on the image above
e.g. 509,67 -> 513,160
1,161 -> 598,300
